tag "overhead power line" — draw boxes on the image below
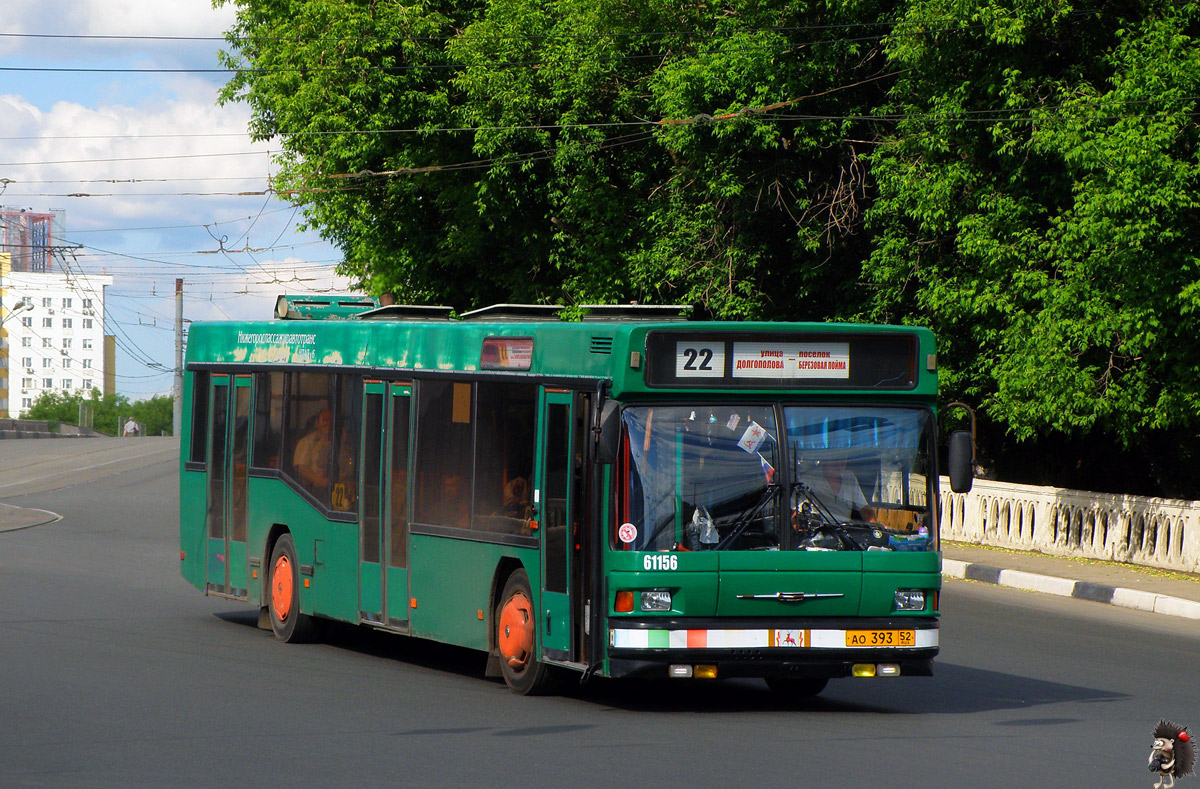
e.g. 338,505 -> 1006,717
0,150 -> 267,167
3,88 -> 1195,147
4,39 -> 803,75
1,8 -> 1122,80
12,176 -> 269,186
0,11 -> 1111,47
0,21 -> 905,44
60,205 -> 298,234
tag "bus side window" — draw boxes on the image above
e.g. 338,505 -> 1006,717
253,371 -> 284,469
277,373 -> 362,513
331,374 -> 361,511
283,372 -> 335,509
415,380 -> 472,527
189,371 -> 209,464
474,382 -> 536,533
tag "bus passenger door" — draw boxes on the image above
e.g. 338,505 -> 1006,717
359,381 -> 411,625
205,374 -> 251,598
359,381 -> 386,622
536,389 -> 575,656
384,383 -> 412,625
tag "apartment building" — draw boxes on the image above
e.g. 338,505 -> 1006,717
0,212 -> 115,417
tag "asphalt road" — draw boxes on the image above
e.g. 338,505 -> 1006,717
0,439 -> 1195,787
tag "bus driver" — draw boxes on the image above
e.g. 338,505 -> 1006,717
801,456 -> 877,523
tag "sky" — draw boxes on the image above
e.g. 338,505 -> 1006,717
0,1 -> 358,400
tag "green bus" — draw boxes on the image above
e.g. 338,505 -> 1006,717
180,297 -> 973,695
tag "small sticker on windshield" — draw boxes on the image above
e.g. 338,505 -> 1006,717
738,421 -> 767,453
618,522 -> 638,544
726,413 -> 741,431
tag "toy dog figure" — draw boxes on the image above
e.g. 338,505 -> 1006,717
1150,720 -> 1195,788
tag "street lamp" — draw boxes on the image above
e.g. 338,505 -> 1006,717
0,301 -> 31,327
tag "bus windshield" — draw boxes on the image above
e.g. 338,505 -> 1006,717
619,405 -> 933,551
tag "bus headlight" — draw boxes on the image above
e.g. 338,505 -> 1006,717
893,589 -> 925,611
641,590 -> 672,611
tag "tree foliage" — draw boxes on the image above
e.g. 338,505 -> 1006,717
866,1 -> 1200,493
215,0 -> 1200,496
216,0 -> 889,317
26,390 -> 175,437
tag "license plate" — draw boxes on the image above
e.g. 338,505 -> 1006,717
845,629 -> 915,647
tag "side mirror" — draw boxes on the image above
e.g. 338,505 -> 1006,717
595,401 -> 621,465
948,429 -> 974,493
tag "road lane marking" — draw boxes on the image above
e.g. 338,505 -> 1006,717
0,446 -> 176,491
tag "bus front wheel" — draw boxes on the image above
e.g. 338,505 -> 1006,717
496,569 -> 554,695
268,533 -> 316,643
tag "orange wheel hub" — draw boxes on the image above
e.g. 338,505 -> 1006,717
272,554 -> 293,622
498,591 -> 534,668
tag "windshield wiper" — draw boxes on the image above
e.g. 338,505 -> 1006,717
791,482 -> 863,551
715,484 -> 778,550
791,481 -> 839,524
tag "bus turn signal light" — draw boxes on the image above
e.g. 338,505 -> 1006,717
615,591 -> 634,612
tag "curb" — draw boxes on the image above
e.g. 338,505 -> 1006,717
943,559 -> 1200,621
0,502 -> 62,533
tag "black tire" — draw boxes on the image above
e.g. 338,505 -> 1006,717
267,533 -> 316,643
496,569 -> 555,695
765,676 -> 829,698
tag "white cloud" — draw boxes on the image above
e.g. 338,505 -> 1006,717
1,85 -> 275,228
4,0 -> 236,39
0,2 -> 355,399
79,1 -> 238,38
0,94 -> 44,137
0,2 -> 292,233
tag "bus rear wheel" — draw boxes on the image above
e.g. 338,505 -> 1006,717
268,533 -> 316,643
765,677 -> 828,698
496,569 -> 554,695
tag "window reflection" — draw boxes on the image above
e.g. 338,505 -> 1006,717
621,406 -> 779,552
618,405 -> 933,551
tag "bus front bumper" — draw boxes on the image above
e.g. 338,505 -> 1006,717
605,616 -> 939,680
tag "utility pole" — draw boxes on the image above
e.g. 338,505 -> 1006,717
173,278 -> 183,438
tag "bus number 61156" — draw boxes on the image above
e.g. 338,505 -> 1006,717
644,555 -> 678,571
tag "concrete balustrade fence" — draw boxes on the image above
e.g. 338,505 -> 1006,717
939,478 -> 1200,574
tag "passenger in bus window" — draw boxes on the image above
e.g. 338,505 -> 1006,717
293,409 -> 335,491
502,476 -> 531,517
435,474 -> 470,527
292,408 -> 357,508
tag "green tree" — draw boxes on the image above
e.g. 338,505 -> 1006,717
25,390 -> 174,436
130,395 -> 175,436
26,389 -> 130,436
447,0 -> 894,318
216,0 -> 896,318
215,0 -> 1200,496
864,1 -> 1200,494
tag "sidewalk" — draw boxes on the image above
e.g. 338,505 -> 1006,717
943,541 -> 1200,621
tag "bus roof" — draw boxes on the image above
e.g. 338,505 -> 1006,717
185,307 -> 938,400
